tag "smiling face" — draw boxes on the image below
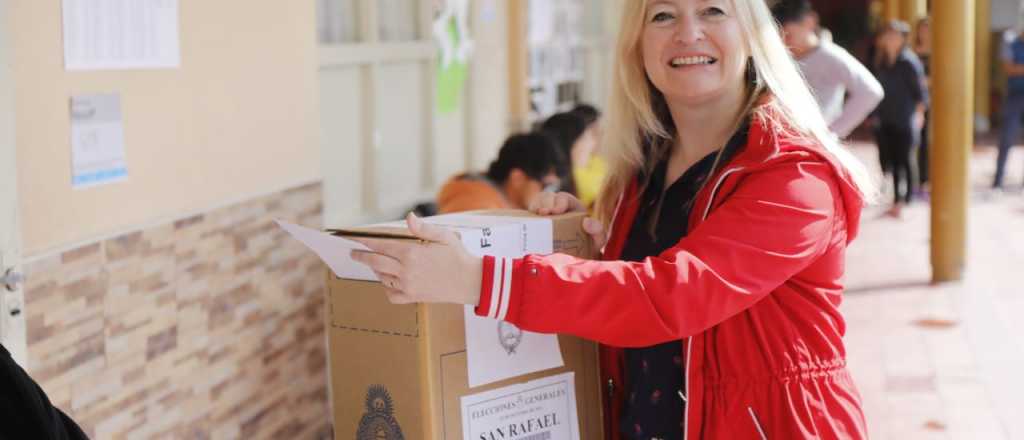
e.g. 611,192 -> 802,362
641,0 -> 749,106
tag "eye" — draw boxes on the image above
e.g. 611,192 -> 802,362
651,11 -> 675,23
701,7 -> 726,17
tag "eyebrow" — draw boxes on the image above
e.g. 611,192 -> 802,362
648,0 -> 720,8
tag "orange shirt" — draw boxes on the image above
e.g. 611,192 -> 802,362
436,174 -> 513,213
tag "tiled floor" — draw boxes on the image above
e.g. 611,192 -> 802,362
842,139 -> 1024,439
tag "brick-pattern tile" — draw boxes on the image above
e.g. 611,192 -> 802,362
23,183 -> 329,439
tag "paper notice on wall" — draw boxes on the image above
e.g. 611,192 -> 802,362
62,0 -> 180,70
462,372 -> 580,440
70,93 -> 128,188
433,0 -> 472,114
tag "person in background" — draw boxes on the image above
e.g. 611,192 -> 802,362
913,17 -> 932,193
772,0 -> 884,139
571,103 -> 610,209
539,112 -> 588,196
539,111 -> 604,205
994,27 -> 1024,190
572,103 -> 602,133
435,132 -> 566,213
1,344 -> 88,439
873,19 -> 928,218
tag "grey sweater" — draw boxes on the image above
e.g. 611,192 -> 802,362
796,41 -> 885,137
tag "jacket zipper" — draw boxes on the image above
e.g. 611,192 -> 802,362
748,407 -> 768,440
683,166 -> 744,440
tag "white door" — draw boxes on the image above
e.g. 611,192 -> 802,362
0,0 -> 27,367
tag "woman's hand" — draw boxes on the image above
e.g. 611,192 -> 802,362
528,191 -> 585,216
350,213 -> 483,306
528,192 -> 609,251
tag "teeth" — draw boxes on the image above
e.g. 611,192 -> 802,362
671,56 -> 715,66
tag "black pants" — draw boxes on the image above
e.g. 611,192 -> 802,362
918,111 -> 930,185
877,123 -> 919,204
0,344 -> 88,440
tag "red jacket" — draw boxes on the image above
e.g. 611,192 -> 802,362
474,114 -> 868,439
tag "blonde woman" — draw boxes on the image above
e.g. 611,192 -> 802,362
352,0 -> 873,438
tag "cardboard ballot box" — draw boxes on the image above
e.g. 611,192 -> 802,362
324,211 -> 604,440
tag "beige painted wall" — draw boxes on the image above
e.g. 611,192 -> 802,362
13,0 -> 320,256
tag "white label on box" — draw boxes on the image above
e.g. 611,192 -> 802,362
464,306 -> 564,389
442,215 -> 563,388
462,372 -> 580,440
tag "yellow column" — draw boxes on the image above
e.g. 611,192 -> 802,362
975,0 -> 993,132
901,0 -> 928,23
884,0 -> 901,21
931,0 -> 975,282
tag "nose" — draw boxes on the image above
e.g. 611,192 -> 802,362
672,14 -> 705,45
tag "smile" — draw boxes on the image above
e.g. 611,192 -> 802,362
669,56 -> 718,67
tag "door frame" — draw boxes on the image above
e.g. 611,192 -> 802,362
0,0 -> 27,367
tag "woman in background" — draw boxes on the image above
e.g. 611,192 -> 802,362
540,111 -> 600,203
570,104 -> 610,208
874,19 -> 928,218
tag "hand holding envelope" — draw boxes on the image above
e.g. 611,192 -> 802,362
350,213 -> 485,307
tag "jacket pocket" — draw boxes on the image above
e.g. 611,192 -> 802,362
747,406 -> 768,440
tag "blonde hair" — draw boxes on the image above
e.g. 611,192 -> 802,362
595,0 -> 876,225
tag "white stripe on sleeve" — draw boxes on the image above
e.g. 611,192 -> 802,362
487,258 -> 503,319
497,258 -> 513,321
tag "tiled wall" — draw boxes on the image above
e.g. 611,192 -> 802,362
21,183 -> 331,439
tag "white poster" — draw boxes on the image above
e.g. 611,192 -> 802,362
464,306 -> 564,389
70,93 -> 128,188
62,0 -> 181,70
462,372 -> 580,440
441,216 -> 564,388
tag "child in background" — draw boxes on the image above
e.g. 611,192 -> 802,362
540,108 -> 605,208
571,104 -> 609,208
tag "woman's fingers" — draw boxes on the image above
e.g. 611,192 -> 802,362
530,192 -> 584,216
351,237 -> 407,260
406,213 -> 459,246
529,192 -> 555,214
384,289 -> 415,304
553,193 -> 571,214
374,272 -> 415,304
351,250 -> 402,277
582,217 -> 608,249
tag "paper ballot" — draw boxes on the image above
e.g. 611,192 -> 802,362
275,220 -> 377,281
277,214 -> 565,388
